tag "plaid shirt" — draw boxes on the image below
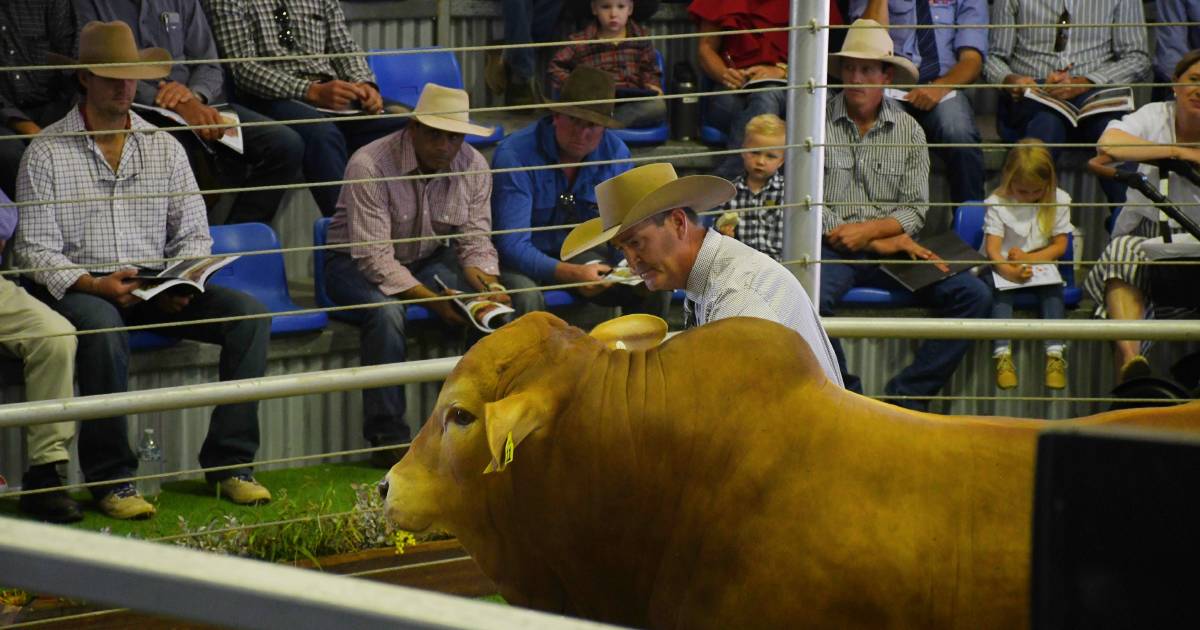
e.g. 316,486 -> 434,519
202,0 -> 375,101
725,171 -> 784,261
0,0 -> 76,124
547,21 -> 661,92
14,109 -> 211,299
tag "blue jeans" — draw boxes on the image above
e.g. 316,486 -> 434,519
236,96 -> 406,217
324,248 -> 497,445
819,244 -> 993,409
501,0 -> 565,82
902,95 -> 984,204
982,272 -> 1066,354
997,88 -> 1128,206
36,285 -> 269,490
708,88 -> 787,179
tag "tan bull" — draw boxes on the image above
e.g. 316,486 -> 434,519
383,312 -> 1200,629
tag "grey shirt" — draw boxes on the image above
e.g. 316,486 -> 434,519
685,229 -> 844,386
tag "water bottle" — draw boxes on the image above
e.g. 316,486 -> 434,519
671,61 -> 700,142
136,428 -> 165,498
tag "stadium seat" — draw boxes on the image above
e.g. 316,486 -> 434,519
367,47 -> 505,146
208,223 -> 329,335
952,202 -> 1082,308
610,50 -> 670,147
311,217 -> 433,324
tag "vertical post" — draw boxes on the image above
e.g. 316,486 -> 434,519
783,0 -> 829,300
436,0 -> 452,47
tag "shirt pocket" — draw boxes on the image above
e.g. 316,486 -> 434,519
159,12 -> 185,58
864,159 -> 906,202
431,185 -> 471,229
824,148 -> 855,200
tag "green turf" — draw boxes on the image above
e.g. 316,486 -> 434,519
0,461 -> 387,540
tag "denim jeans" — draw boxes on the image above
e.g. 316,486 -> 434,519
982,272 -> 1066,354
707,88 -> 788,179
236,96 -> 407,217
819,244 -> 993,409
501,0 -> 565,82
36,285 -> 269,490
902,94 -> 984,204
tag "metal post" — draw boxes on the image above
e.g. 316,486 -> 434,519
783,0 -> 829,300
436,0 -> 452,47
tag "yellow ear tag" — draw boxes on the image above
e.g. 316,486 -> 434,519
503,431 -> 515,468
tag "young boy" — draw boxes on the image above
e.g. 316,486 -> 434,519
547,0 -> 666,127
716,113 -> 787,261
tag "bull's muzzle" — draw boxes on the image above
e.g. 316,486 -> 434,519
377,476 -> 389,501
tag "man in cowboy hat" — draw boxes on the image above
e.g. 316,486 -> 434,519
325,83 -> 514,468
821,19 -> 991,408
15,20 -> 273,519
561,162 -> 844,385
492,66 -> 670,319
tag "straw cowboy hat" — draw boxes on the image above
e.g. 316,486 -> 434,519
412,83 -> 494,136
49,21 -> 171,80
828,19 -> 919,86
547,66 -> 624,129
560,163 -> 735,260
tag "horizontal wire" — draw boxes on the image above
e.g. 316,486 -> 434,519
345,556 -> 472,579
2,607 -> 130,629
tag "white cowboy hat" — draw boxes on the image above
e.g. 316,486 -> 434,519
560,163 -> 735,261
49,21 -> 171,80
828,19 -> 920,86
412,83 -> 494,137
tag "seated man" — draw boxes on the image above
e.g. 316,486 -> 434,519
492,67 -> 669,318
324,84 -> 513,468
0,190 -> 80,523
76,0 -> 304,225
822,21 -> 991,409
203,0 -> 405,217
0,0 -> 77,199
15,21 -> 271,519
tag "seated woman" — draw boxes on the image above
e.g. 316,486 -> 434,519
1087,48 -> 1200,384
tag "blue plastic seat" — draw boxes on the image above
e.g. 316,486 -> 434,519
367,47 -> 505,146
610,50 -> 670,147
311,217 -> 433,324
952,202 -> 1082,308
839,286 -> 919,307
207,223 -> 328,335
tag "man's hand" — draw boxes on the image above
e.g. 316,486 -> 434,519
867,233 -> 951,273
905,85 -> 950,111
997,262 -> 1033,283
90,268 -> 144,307
306,80 -> 362,111
152,291 -> 193,314
719,66 -> 748,90
175,99 -> 227,141
1043,74 -> 1091,100
826,223 -> 881,253
354,83 -> 383,113
570,261 -> 613,298
8,119 -> 41,136
429,289 -> 469,326
1003,74 -> 1037,100
463,265 -> 511,305
155,81 -> 195,109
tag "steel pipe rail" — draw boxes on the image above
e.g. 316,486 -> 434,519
0,517 -> 620,630
825,317 -> 1200,341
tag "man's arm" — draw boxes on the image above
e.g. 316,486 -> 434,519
206,0 -> 312,100
1155,0 -> 1191,81
340,161 -> 421,295
1085,0 -> 1151,87
181,2 -> 226,105
491,149 -> 561,282
453,155 -> 501,281
982,0 -> 1019,86
322,0 -> 374,85
13,145 -> 86,298
891,126 -> 930,235
162,142 -> 213,261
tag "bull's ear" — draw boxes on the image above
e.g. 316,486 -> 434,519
482,392 -> 549,474
589,314 -> 668,351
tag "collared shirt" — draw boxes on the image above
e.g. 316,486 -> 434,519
202,0 -> 374,101
547,21 -> 661,93
14,108 -> 211,299
491,116 -> 632,282
823,93 -> 928,235
848,0 -> 988,79
1153,0 -> 1200,81
685,229 -> 844,386
982,188 -> 1074,254
0,0 -> 77,125
984,0 -> 1150,86
687,0 -> 788,68
724,171 -> 784,261
76,0 -> 226,106
326,127 -> 499,296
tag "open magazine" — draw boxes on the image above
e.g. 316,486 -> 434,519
131,103 -> 243,154
131,255 -> 239,300
743,77 -> 787,90
433,275 -> 515,334
885,88 -> 958,105
1023,87 -> 1134,127
991,263 -> 1064,291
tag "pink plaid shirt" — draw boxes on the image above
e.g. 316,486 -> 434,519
327,128 -> 498,296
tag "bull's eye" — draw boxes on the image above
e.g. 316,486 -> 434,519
445,406 -> 476,427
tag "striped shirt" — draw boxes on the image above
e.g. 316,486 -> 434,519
14,109 -> 211,299
724,171 -> 784,261
984,0 -> 1151,86
202,0 -> 375,101
822,93 -> 928,236
326,127 -> 499,296
685,229 -> 844,386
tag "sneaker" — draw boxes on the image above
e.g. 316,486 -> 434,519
97,483 -> 156,520
1119,355 -> 1152,384
1045,355 -> 1068,390
995,353 -> 1018,390
216,474 -> 271,505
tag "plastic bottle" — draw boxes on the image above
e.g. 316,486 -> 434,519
136,428 -> 164,498
671,61 -> 700,142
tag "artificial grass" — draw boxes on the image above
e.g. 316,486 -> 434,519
0,461 -> 388,540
